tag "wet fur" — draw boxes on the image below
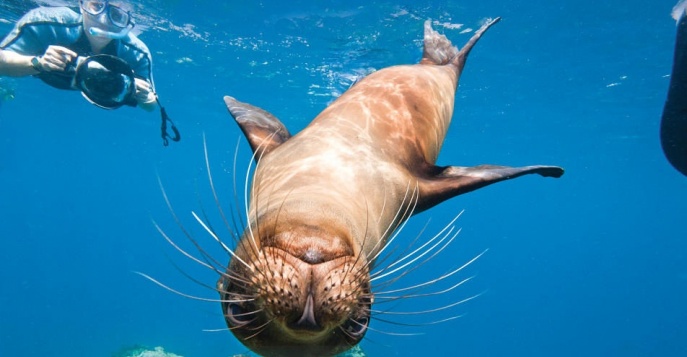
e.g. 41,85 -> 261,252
152,18 -> 564,357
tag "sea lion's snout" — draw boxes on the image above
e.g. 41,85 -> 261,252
218,243 -> 373,356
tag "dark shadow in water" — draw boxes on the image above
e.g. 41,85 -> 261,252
661,8 -> 687,177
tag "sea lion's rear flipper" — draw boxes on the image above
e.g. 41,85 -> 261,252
421,17 -> 500,71
224,96 -> 292,160
661,5 -> 687,177
417,164 -> 564,212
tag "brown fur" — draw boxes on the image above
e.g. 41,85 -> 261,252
218,18 -> 563,357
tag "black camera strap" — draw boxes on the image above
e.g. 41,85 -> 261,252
156,96 -> 180,146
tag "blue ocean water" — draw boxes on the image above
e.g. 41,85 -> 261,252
1,0 -> 686,356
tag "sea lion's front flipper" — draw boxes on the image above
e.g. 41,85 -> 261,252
417,164 -> 564,212
224,96 -> 292,160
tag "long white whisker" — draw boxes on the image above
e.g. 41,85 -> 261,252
243,144 -> 261,254
156,175 -> 235,277
370,182 -> 420,271
191,211 -> 251,269
375,276 -> 474,301
371,225 -> 458,283
381,210 -> 464,274
134,271 -> 253,304
376,186 -> 388,224
367,182 -> 419,265
371,223 -> 454,281
243,318 -> 274,341
202,327 -> 232,333
366,218 -> 431,287
152,220 -> 220,272
380,182 -> 419,253
241,132 -> 281,253
375,250 -> 486,295
374,293 -> 482,316
358,323 -> 425,336
372,314 -> 464,327
364,183 -> 412,264
232,138 -> 248,239
202,134 -> 241,244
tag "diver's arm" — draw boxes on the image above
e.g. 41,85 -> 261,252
0,46 -> 77,77
0,49 -> 40,76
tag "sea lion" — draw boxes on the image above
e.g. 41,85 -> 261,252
218,18 -> 563,357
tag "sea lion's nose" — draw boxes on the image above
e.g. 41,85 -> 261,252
289,293 -> 322,332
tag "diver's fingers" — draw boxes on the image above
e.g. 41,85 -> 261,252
39,53 -> 67,71
134,79 -> 152,97
47,45 -> 77,61
37,55 -> 65,72
133,79 -> 156,104
41,46 -> 76,70
134,78 -> 152,92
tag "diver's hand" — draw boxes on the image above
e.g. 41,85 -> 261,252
36,45 -> 77,72
134,78 -> 157,111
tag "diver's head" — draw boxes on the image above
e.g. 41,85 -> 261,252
80,0 -> 135,41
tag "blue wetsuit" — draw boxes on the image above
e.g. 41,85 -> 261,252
0,6 -> 154,93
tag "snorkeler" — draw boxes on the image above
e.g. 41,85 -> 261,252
0,0 -> 180,145
661,0 -> 687,176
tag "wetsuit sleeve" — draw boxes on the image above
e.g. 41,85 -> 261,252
118,36 -> 155,90
1,7 -> 82,56
132,52 -> 153,85
0,8 -> 57,55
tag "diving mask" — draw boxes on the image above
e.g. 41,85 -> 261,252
80,0 -> 135,39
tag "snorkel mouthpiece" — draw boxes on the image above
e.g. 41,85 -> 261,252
88,25 -> 133,40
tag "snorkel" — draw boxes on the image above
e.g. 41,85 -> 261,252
88,24 -> 133,40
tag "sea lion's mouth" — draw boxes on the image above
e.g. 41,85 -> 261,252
218,241 -> 372,355
265,247 -> 372,337
219,242 -> 370,328
287,293 -> 320,332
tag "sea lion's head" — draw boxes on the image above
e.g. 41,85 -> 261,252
217,225 -> 373,357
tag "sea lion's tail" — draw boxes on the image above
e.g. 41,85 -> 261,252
420,18 -> 501,70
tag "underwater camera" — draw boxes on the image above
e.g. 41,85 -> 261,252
68,54 -> 137,109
